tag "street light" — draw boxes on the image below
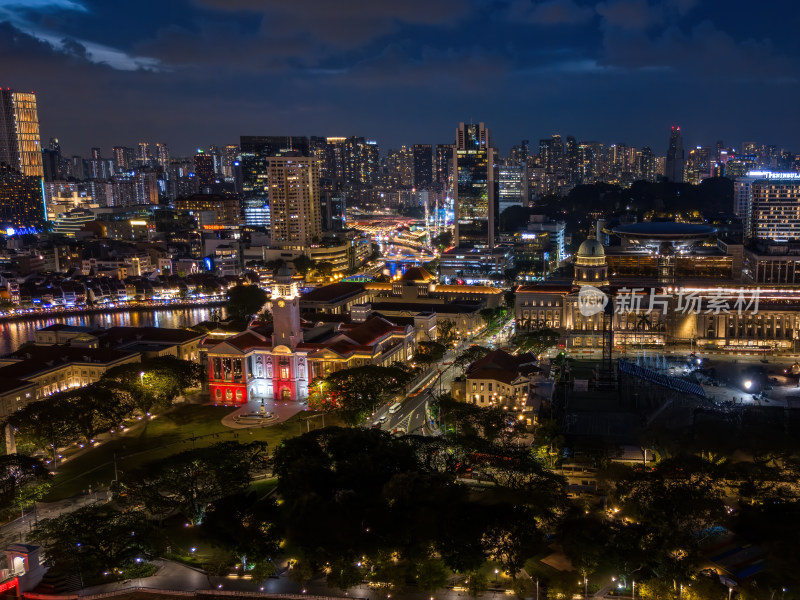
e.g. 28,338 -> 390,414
494,569 -> 499,583
744,379 -> 752,390
139,371 -> 145,385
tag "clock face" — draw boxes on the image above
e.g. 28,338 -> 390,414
277,299 -> 286,308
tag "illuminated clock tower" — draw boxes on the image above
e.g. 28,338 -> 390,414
268,266 -> 309,403
271,267 -> 303,349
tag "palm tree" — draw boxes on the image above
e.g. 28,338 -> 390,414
635,312 -> 653,349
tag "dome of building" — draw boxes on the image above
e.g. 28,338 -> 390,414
577,237 -> 605,258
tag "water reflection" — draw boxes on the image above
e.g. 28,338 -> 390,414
0,307 -> 219,355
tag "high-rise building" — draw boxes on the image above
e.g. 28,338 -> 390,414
639,146 -> 657,182
665,126 -> 685,182
239,136 -> 310,198
435,143 -> 455,190
222,144 -> 239,180
565,136 -> 578,183
137,142 -> 152,168
685,146 -> 713,184
510,140 -> 529,164
112,146 -> 135,172
739,171 -> 800,241
0,89 -> 44,178
194,150 -> 216,188
267,156 -> 321,248
498,160 -> 528,212
453,122 -> 497,248
0,162 -> 45,227
343,137 -> 379,189
156,143 -> 170,170
412,144 -> 433,189
577,142 -> 604,183
42,149 -> 60,182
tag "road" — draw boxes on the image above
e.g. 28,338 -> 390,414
0,492 -> 108,546
373,318 -> 517,436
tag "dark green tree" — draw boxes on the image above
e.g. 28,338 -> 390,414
413,341 -> 446,366
0,454 -> 52,515
292,255 -> 317,278
30,505 -> 159,578
226,284 -> 268,321
322,364 -> 416,425
202,491 -> 279,573
117,441 -> 268,524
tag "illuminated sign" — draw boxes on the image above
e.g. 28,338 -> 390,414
130,220 -> 148,226
747,171 -> 800,179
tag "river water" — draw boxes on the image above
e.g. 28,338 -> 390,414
0,307 -> 219,356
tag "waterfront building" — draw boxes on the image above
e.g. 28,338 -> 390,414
204,272 -> 416,404
0,163 -> 45,228
0,89 -> 43,178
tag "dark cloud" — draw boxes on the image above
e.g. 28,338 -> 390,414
507,0 -> 596,25
191,0 -> 471,47
0,0 -> 798,156
59,36 -> 89,59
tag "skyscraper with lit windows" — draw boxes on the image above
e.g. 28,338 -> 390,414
453,122 -> 497,248
0,89 -> 44,178
267,156 -> 321,248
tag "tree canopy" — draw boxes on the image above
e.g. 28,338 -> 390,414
226,284 -> 268,321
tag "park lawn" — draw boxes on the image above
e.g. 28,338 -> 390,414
45,404 -> 338,501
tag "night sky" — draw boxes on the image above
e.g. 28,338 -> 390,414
2,0 -> 799,157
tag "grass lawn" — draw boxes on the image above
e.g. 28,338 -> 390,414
45,404 -> 340,501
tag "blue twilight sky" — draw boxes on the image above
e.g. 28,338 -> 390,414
1,0 -> 799,157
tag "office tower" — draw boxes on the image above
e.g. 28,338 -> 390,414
222,144 -> 239,179
740,172 -> 800,241
412,144 -> 433,189
239,136 -> 310,199
267,156 -> 321,247
243,197 -> 270,227
0,162 -> 45,227
0,89 -> 44,178
194,150 -> 216,188
498,159 -> 528,212
665,126 -> 685,182
510,140 -> 529,163
137,142 -> 152,167
685,146 -> 713,184
453,122 -> 497,248
435,143 -> 455,190
156,143 -> 170,170
112,146 -> 135,172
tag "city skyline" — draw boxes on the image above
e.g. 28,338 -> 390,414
1,0 -> 799,155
